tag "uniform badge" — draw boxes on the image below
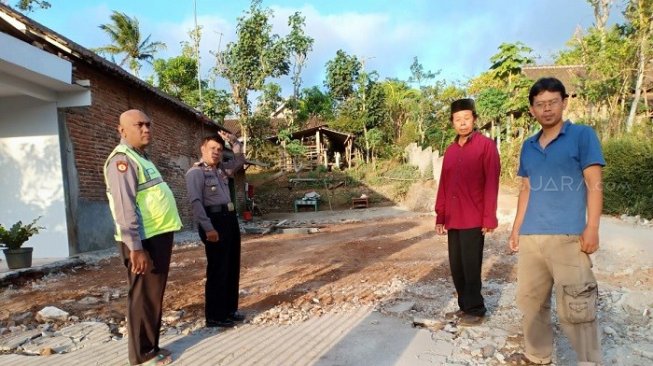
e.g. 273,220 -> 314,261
116,161 -> 128,173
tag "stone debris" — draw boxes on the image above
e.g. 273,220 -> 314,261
35,306 -> 69,322
163,310 -> 185,323
77,296 -> 101,306
385,300 -> 416,314
481,345 -> 496,358
0,328 -> 41,351
12,312 -> 32,324
412,317 -> 442,329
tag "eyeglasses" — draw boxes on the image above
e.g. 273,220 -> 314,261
533,99 -> 562,110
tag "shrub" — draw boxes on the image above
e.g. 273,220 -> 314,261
0,217 -> 44,250
602,138 -> 653,219
499,138 -> 524,187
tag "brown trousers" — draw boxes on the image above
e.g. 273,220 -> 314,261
119,232 -> 173,365
516,235 -> 601,365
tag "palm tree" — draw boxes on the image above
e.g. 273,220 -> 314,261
94,11 -> 166,77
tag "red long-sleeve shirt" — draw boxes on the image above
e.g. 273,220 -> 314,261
435,132 -> 500,229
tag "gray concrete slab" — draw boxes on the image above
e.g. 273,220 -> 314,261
0,307 -> 454,366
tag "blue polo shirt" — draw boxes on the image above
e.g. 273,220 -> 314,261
518,121 -> 605,235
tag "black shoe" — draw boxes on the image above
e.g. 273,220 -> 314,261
228,311 -> 246,322
206,318 -> 236,328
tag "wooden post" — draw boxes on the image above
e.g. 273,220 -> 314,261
346,138 -> 353,169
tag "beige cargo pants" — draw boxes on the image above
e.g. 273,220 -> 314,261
516,235 -> 601,365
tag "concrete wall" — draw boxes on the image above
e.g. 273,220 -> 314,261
404,143 -> 442,181
0,97 -> 69,258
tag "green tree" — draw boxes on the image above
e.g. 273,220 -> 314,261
151,33 -> 230,122
95,11 -> 166,77
247,82 -> 282,158
486,42 -> 535,142
357,68 -> 387,162
215,0 -> 290,154
556,25 -> 634,136
324,50 -> 361,102
408,56 -> 437,88
380,79 -> 419,142
297,86 -> 334,122
152,46 -> 198,99
14,0 -> 50,11
475,87 -> 510,140
285,12 -> 314,128
489,42 -> 535,84
624,0 -> 653,131
423,83 -> 465,153
408,57 -> 440,146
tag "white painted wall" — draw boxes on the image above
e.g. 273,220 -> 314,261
0,96 -> 68,259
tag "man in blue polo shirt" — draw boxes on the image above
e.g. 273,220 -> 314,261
507,78 -> 604,365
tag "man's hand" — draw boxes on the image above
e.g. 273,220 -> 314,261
130,250 -> 150,275
481,227 -> 494,235
206,230 -> 219,242
218,130 -> 237,144
580,226 -> 600,254
435,224 -> 447,235
508,232 -> 519,252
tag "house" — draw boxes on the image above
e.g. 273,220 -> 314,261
0,5 -> 230,259
267,117 -> 355,171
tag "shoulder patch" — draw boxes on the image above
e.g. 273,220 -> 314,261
116,161 -> 128,173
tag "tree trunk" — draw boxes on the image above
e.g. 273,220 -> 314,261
363,125 -> 370,164
626,7 -> 653,132
233,86 -> 249,155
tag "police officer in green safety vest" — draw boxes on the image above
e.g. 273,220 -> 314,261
104,109 -> 181,366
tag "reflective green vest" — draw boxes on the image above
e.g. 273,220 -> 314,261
104,144 -> 182,241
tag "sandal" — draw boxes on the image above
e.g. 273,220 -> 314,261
135,353 -> 173,366
157,348 -> 172,357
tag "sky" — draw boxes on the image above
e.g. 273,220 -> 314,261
22,0 -> 625,96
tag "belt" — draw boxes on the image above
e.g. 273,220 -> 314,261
205,203 -> 235,214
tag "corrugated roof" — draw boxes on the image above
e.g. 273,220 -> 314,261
522,65 -> 586,95
523,63 -> 653,96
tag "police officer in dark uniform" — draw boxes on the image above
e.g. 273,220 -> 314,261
185,131 -> 245,327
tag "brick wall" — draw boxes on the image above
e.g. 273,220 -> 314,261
66,63 -> 217,235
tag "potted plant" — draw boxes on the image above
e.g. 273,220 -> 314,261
0,217 -> 44,270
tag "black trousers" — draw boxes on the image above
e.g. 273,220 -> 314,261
447,228 -> 486,316
199,211 -> 241,321
119,232 -> 173,365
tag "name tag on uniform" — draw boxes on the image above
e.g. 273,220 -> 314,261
227,202 -> 234,211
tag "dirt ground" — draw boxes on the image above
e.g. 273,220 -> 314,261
0,213 -> 498,327
1,207 -> 651,340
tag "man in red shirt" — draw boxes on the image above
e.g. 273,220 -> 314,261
435,98 -> 500,326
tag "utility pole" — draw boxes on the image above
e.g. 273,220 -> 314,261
193,0 -> 203,112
